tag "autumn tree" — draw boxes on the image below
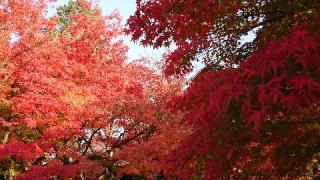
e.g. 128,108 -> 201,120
0,0 -> 76,178
127,0 -> 320,179
0,0 -> 186,179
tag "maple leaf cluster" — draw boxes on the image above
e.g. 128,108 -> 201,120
127,0 -> 320,75
165,27 -> 320,178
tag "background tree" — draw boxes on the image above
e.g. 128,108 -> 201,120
127,0 -> 320,179
0,0 -> 187,179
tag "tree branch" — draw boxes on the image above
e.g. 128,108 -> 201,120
82,128 -> 101,156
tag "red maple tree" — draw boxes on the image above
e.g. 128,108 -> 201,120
127,0 -> 320,179
0,0 -> 187,179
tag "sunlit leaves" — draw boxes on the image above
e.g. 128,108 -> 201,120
0,0 -> 185,179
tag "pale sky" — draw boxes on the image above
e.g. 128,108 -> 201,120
48,0 -> 165,62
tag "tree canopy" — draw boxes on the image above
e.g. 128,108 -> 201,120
0,0 -> 187,179
0,0 -> 319,179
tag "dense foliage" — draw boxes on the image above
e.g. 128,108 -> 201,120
1,0 -> 320,179
0,0 -> 187,179
127,0 -> 320,179
128,0 -> 319,75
